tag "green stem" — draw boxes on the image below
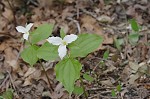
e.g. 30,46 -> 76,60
39,60 -> 54,92
80,77 -> 88,99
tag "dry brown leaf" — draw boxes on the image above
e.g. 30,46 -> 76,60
23,76 -> 32,86
126,6 -> 135,17
121,61 -> 148,84
37,0 -> 53,8
31,69 -> 42,80
31,8 -> 42,21
103,65 -> 116,74
128,73 -> 141,84
61,7 -> 74,20
59,23 -> 69,34
97,15 -> 113,23
6,60 -> 19,71
39,68 -> 54,85
81,15 -> 103,35
65,0 -> 74,3
0,17 -> 8,31
81,16 -> 113,44
129,62 -> 147,74
22,67 -> 42,86
50,83 -> 64,99
135,13 -> 144,24
42,91 -> 51,97
134,4 -> 147,11
4,47 -> 18,71
81,15 -> 113,45
0,42 -> 8,51
129,62 -> 142,73
121,65 -> 131,82
0,72 -> 5,79
2,8 -> 13,22
55,83 -> 63,92
103,34 -> 113,44
100,79 -> 113,87
24,67 -> 36,77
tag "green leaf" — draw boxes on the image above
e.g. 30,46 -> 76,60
103,50 -> 109,60
114,38 -> 124,51
111,89 -> 116,97
30,24 -> 54,44
116,84 -> 121,92
83,73 -> 94,82
73,86 -> 84,95
128,33 -> 139,45
0,96 -> 4,99
69,33 -> 103,58
2,89 -> 13,99
37,42 -> 58,61
55,58 -> 82,94
21,45 -> 39,66
129,19 -> 139,32
60,28 -> 66,38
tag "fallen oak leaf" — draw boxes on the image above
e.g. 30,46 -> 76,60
24,67 -> 36,77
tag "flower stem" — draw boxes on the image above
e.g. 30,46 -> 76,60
80,77 -> 88,99
39,60 -> 54,92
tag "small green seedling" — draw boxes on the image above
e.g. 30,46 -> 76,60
111,84 -> 122,97
103,50 -> 109,60
0,89 -> 13,99
111,89 -> 116,97
114,38 -> 124,51
73,86 -> 84,95
128,19 -> 140,45
83,73 -> 94,82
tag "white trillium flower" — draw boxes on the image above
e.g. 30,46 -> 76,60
47,34 -> 78,59
16,23 -> 33,40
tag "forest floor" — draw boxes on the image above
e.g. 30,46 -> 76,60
0,0 -> 150,99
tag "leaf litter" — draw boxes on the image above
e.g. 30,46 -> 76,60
0,0 -> 150,98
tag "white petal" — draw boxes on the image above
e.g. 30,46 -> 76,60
16,26 -> 27,33
63,34 -> 78,44
47,37 -> 62,45
58,45 -> 67,59
26,23 -> 33,31
23,33 -> 29,40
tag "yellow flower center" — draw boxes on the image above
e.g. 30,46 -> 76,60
26,32 -> 29,35
62,41 -> 67,45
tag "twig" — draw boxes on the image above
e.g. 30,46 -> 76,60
16,40 -> 25,61
7,71 -> 16,91
87,87 -> 116,91
39,60 -> 54,93
80,77 -> 88,99
67,17 -> 81,34
76,0 -> 79,19
118,3 -> 129,59
0,1 -> 5,11
0,75 -> 9,89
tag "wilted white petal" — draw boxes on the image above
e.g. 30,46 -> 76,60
63,34 -> 78,44
26,23 -> 33,31
16,26 -> 27,33
47,37 -> 62,45
23,33 -> 29,40
126,24 -> 132,30
58,45 -> 67,59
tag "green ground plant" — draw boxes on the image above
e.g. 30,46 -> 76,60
16,23 -> 103,97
